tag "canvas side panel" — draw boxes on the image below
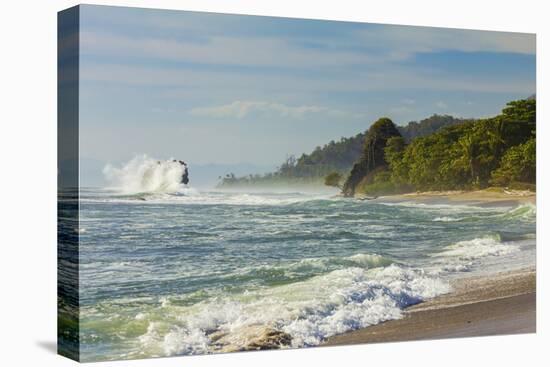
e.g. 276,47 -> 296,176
57,5 -> 80,362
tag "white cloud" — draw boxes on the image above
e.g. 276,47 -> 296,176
81,6 -> 535,57
81,25 -> 536,73
357,27 -> 535,59
189,100 -> 365,120
81,63 -> 535,95
79,24 -> 535,97
80,31 -> 376,69
436,101 -> 448,109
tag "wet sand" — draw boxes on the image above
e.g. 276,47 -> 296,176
324,268 -> 536,346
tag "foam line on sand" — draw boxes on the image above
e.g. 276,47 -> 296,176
324,268 -> 536,346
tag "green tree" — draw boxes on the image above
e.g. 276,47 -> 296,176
324,172 -> 343,189
490,138 -> 536,186
384,136 -> 408,185
502,99 -> 536,123
342,118 -> 402,196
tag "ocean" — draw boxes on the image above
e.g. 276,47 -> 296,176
71,159 -> 536,361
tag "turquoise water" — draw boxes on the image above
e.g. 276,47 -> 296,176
77,187 -> 535,361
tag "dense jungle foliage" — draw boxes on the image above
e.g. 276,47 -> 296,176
344,98 -> 535,196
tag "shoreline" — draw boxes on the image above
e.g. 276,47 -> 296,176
324,267 -> 536,347
363,188 -> 535,206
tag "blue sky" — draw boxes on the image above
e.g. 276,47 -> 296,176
78,5 -> 535,185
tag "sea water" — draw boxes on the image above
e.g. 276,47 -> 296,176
71,159 -> 536,361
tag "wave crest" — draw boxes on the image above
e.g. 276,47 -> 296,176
435,235 -> 519,261
500,203 -> 536,221
128,264 -> 449,356
103,155 -> 185,194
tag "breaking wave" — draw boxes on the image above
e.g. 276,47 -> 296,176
83,264 -> 449,359
436,235 -> 519,261
227,253 -> 395,286
103,155 -> 185,194
429,234 -> 522,273
499,203 -> 536,221
431,203 -> 536,223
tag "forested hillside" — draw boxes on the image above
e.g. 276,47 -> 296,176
398,114 -> 468,142
338,98 -> 535,196
219,114 -> 467,187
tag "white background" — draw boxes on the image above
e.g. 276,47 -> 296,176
0,0 -> 547,366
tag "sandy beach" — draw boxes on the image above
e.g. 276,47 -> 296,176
325,268 -> 536,346
325,190 -> 537,348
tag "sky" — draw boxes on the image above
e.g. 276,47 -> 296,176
77,5 -> 535,186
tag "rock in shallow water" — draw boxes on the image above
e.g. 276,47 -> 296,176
210,325 -> 292,353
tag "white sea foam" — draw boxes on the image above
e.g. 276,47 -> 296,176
164,192 -> 320,206
436,235 -> 519,261
130,264 -> 449,356
427,235 -> 522,276
433,216 -> 461,222
378,201 -> 491,212
231,252 -> 394,281
85,189 -> 331,206
103,155 -> 185,194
